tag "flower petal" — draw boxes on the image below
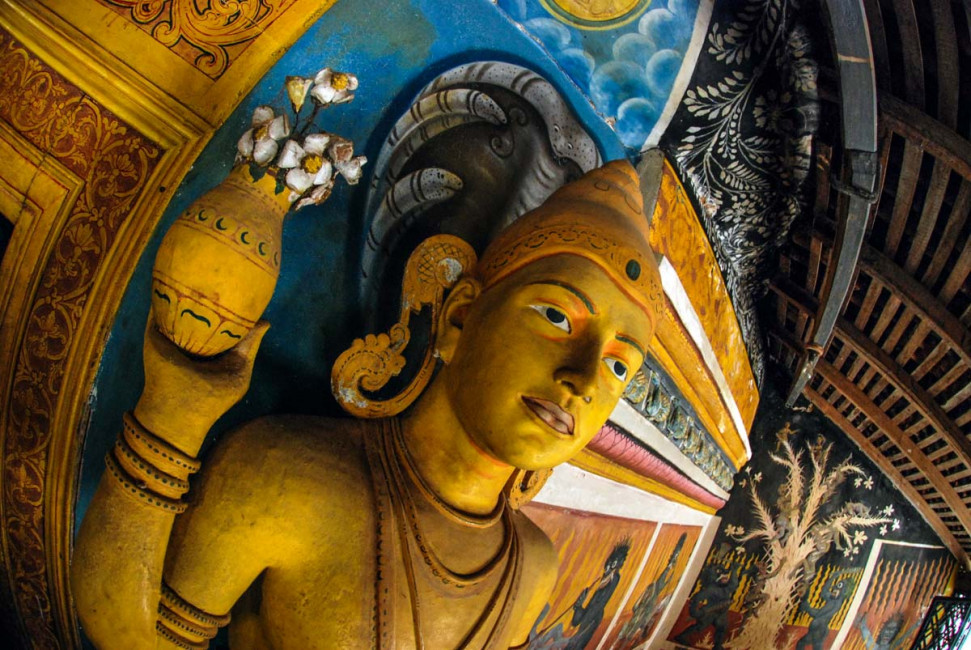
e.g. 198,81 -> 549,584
333,90 -> 355,105
312,159 -> 334,186
268,114 -> 291,140
311,84 -> 337,105
285,76 -> 313,114
237,129 -> 255,158
277,140 -> 305,169
336,155 -> 367,185
313,67 -> 333,86
286,168 -> 314,193
253,138 -> 279,165
302,132 -> 331,155
328,137 -> 354,163
252,105 -> 274,126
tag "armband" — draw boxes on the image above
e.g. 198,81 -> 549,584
104,412 -> 199,513
156,582 -> 230,648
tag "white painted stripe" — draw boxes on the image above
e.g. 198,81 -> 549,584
610,400 -> 729,500
643,0 -> 715,149
657,255 -> 752,459
534,462 -> 714,526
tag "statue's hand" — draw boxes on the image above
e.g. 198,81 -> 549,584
134,313 -> 269,456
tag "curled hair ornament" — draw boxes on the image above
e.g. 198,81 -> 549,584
332,234 -> 477,417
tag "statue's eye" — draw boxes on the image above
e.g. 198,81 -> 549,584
605,358 -> 628,382
531,305 -> 571,333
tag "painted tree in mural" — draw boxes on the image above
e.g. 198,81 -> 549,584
725,424 -> 891,648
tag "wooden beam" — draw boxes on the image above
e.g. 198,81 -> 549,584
795,230 -> 971,369
860,246 -> 971,365
881,95 -> 971,179
815,358 -> 971,536
773,280 -> 971,472
806,386 -> 966,561
889,0 -> 925,109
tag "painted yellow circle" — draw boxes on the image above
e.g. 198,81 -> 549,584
549,0 -> 645,23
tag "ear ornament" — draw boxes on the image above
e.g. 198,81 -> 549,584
504,468 -> 553,510
331,234 -> 477,417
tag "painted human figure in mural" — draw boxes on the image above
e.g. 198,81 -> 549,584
615,532 -> 688,646
794,572 -> 855,650
673,560 -> 742,650
71,160 -> 663,649
528,541 -> 630,649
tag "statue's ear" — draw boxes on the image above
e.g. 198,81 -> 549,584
435,277 -> 481,364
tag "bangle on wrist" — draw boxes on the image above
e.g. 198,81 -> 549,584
104,411 -> 202,513
104,453 -> 188,514
123,412 -> 201,477
113,436 -> 190,500
157,582 -> 229,648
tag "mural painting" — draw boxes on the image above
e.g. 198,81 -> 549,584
667,386 -> 954,649
522,503 -> 660,648
607,524 -> 701,648
839,541 -> 955,650
495,0 -> 708,149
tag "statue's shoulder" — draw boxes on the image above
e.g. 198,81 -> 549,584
203,414 -> 379,509
511,509 -> 557,579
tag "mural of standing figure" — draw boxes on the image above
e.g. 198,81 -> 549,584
794,571 -> 854,650
673,561 -> 741,649
616,533 -> 688,646
530,541 -> 631,649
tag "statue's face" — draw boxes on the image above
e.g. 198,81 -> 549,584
444,254 -> 652,470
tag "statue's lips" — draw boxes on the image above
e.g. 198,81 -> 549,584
522,396 -> 574,436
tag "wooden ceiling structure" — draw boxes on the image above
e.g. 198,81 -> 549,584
769,0 -> 971,562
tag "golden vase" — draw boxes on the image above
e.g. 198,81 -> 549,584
151,165 -> 292,357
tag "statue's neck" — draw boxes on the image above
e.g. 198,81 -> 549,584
400,376 -> 514,515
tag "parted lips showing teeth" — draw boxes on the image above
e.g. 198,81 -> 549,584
522,396 -> 575,436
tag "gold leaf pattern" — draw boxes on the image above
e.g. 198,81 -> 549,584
99,0 -> 298,80
0,29 -> 161,647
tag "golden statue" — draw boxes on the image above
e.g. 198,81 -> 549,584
71,159 -> 662,649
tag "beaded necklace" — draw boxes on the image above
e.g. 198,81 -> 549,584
366,419 -> 524,649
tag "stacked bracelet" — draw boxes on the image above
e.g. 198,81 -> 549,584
157,582 -> 230,649
104,412 -> 199,514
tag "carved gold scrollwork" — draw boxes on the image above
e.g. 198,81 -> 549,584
0,28 -> 161,647
101,0 -> 293,79
332,235 -> 477,418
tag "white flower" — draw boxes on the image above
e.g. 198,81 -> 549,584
843,547 -> 852,557
864,476 -> 874,490
311,68 -> 358,106
892,519 -> 900,531
752,472 -> 762,484
852,546 -> 860,555
879,525 -> 888,535
237,106 -> 290,165
285,76 -> 314,114
336,155 -> 367,185
853,477 -> 862,488
853,530 -> 868,545
277,134 -> 335,207
881,504 -> 894,517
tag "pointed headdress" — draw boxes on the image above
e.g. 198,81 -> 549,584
476,159 -> 663,329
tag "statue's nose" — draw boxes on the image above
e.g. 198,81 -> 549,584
553,339 -> 600,401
